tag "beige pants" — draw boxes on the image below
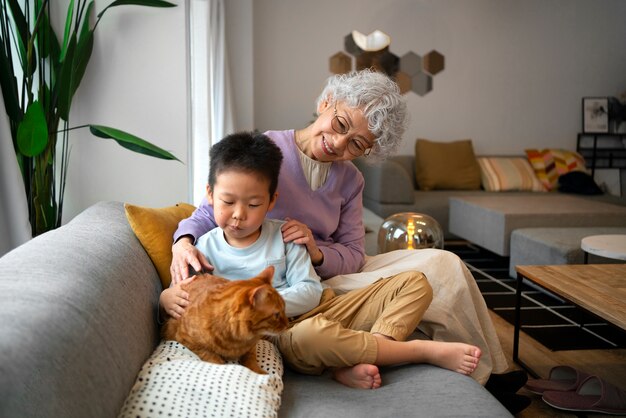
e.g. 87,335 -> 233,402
275,270 -> 432,375
323,248 -> 509,385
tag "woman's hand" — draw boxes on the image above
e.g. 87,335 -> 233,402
281,217 -> 324,266
159,276 -> 196,319
170,236 -> 213,284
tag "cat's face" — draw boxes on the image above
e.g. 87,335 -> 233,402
248,266 -> 289,335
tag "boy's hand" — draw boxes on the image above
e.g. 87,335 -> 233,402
171,236 -> 213,284
160,276 -> 196,319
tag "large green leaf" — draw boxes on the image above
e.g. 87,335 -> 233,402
89,125 -> 181,162
56,34 -> 76,120
59,0 -> 75,62
97,0 -> 176,19
35,0 -> 49,60
0,40 -> 21,122
70,2 -> 94,99
17,101 -> 49,157
6,0 -> 30,74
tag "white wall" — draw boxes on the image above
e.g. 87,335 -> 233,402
239,0 -> 626,156
41,0 -> 626,225
61,1 -> 189,223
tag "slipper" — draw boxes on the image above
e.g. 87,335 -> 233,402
524,365 -> 591,395
542,375 -> 626,415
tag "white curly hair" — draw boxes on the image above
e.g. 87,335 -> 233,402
316,69 -> 408,160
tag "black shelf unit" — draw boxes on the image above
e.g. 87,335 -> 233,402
576,133 -> 626,176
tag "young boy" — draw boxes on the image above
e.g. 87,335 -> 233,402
160,132 -> 323,320
161,132 -> 481,390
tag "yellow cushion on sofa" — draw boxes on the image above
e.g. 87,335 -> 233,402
415,138 -> 481,190
124,202 -> 196,288
525,149 -> 588,191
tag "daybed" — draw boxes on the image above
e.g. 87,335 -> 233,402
0,201 -> 510,418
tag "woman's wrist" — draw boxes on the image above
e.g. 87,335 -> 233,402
174,234 -> 194,246
311,248 -> 324,266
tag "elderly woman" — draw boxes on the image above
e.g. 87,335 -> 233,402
170,70 -> 510,387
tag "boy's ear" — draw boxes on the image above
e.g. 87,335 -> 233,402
206,184 -> 214,205
267,192 -> 278,212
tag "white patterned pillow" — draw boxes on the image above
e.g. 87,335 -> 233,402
118,340 -> 284,418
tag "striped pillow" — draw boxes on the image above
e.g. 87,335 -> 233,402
525,149 -> 588,191
477,157 -> 546,192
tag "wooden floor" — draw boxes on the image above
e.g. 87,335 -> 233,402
490,310 -> 626,417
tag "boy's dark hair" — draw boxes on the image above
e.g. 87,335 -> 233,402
208,132 -> 283,196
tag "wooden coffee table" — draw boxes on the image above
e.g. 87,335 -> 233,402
513,264 -> 626,376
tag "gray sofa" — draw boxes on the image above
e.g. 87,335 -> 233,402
354,155 -> 540,239
0,201 -> 510,418
354,155 -> 626,240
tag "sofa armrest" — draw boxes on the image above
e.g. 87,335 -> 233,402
0,201 -> 162,418
354,158 -> 414,204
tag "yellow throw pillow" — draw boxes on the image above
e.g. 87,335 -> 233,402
415,138 -> 481,190
124,202 -> 196,288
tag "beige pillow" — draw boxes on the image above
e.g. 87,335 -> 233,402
124,202 -> 196,288
477,157 -> 546,192
415,139 -> 481,190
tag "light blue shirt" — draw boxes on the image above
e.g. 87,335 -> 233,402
195,219 -> 323,317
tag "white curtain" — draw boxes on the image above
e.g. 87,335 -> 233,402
189,0 -> 234,205
0,99 -> 31,257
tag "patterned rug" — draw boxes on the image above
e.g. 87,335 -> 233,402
446,242 -> 626,351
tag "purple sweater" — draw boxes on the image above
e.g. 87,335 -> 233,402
174,130 -> 366,278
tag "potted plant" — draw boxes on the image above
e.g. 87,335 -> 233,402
0,0 -> 180,237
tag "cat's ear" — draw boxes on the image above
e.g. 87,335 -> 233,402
259,266 -> 275,285
250,266 -> 275,306
250,285 -> 270,308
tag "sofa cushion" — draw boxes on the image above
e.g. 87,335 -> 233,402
119,339 -> 283,418
125,202 -> 196,288
477,157 -> 546,192
525,149 -> 588,191
415,139 -> 481,191
281,364 -> 511,417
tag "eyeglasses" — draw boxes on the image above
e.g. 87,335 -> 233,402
331,102 -> 373,157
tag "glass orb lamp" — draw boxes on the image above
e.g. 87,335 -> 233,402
377,212 -> 444,253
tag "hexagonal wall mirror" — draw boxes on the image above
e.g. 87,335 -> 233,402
329,31 -> 445,96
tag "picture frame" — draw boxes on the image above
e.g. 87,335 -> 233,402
582,97 -> 609,133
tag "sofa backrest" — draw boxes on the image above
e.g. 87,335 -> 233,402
389,155 -> 418,190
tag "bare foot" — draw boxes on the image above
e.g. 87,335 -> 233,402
333,364 -> 382,389
421,340 -> 481,375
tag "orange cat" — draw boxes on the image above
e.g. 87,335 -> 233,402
162,266 -> 288,374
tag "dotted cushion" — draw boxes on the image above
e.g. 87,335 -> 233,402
119,340 -> 284,418
477,157 -> 546,192
525,149 -> 588,191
